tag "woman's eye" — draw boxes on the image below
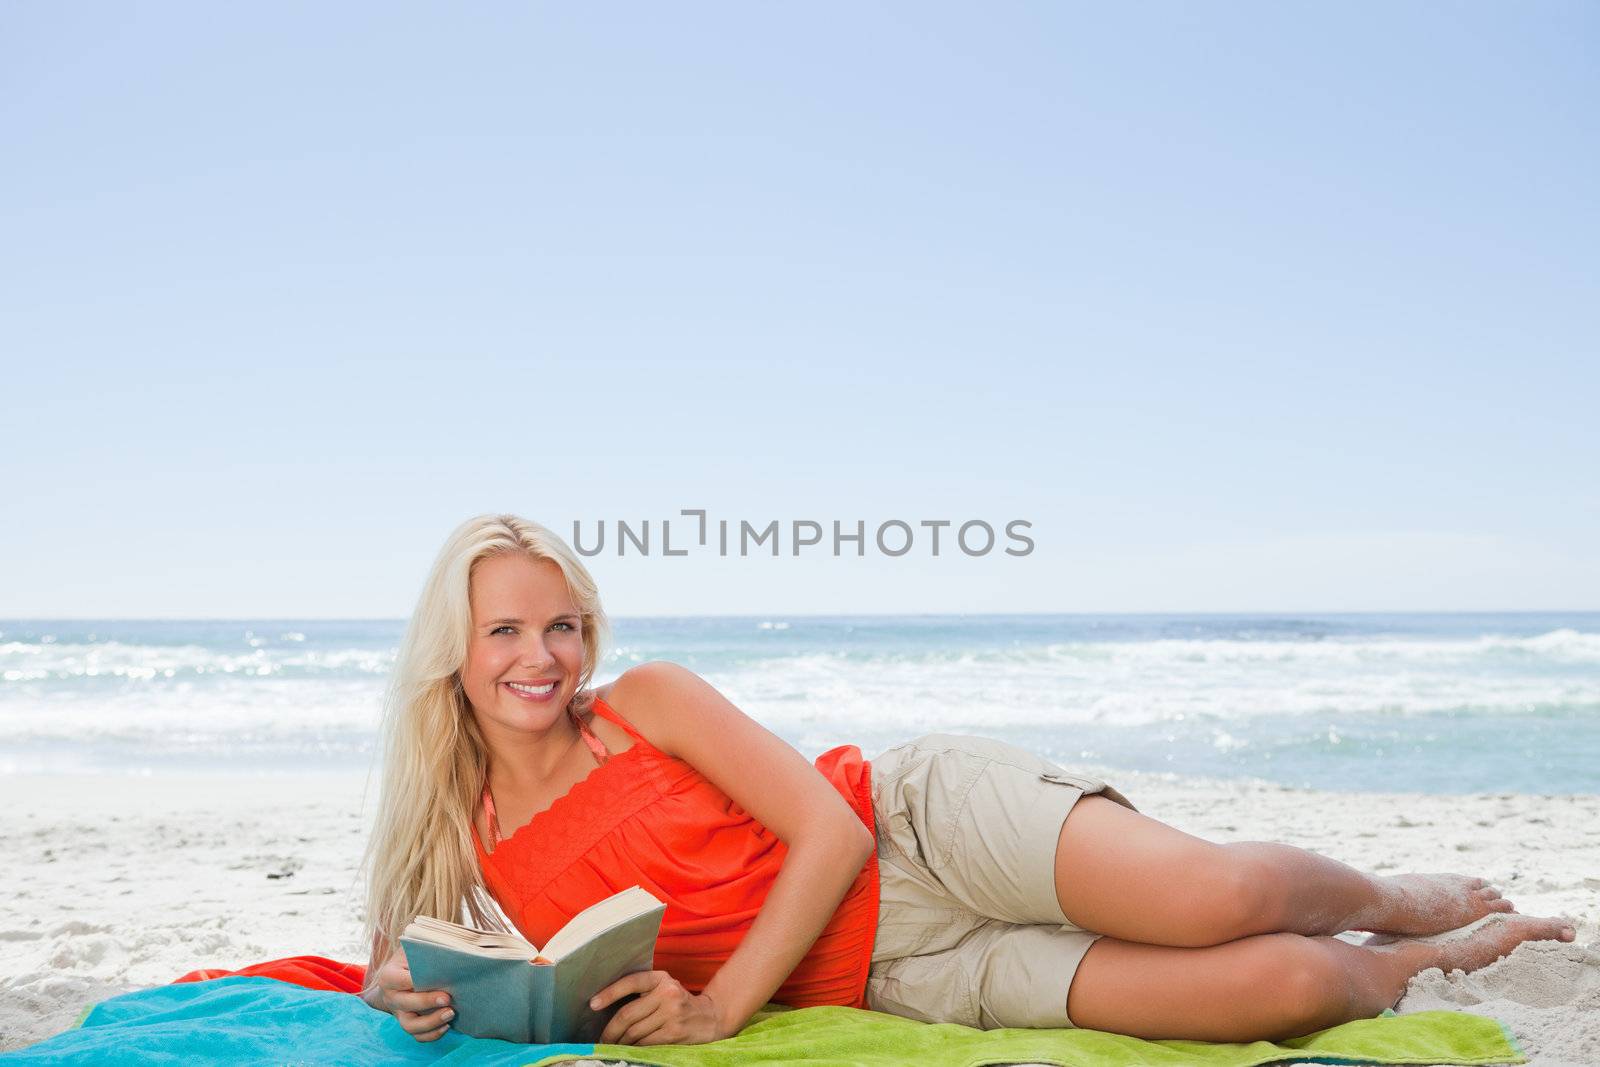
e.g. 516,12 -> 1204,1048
491,623 -> 574,635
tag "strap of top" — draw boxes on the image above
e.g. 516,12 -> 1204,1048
572,703 -> 612,766
480,702 -> 612,850
588,695 -> 646,742
481,783 -> 502,849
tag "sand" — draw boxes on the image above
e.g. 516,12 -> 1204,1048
2,766 -> 1595,1065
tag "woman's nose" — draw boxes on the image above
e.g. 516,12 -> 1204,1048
518,636 -> 553,669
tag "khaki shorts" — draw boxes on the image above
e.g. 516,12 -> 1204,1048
865,734 -> 1139,1030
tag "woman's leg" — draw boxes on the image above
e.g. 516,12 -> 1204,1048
1054,796 -> 1515,948
1064,913 -> 1576,1042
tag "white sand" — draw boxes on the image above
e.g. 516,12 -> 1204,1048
2,767 -> 1596,1065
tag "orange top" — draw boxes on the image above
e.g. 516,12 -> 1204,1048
472,695 -> 880,1009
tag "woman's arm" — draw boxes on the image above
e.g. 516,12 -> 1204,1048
590,661 -> 875,1042
700,812 -> 872,1031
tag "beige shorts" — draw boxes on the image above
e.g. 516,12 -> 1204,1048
865,733 -> 1138,1031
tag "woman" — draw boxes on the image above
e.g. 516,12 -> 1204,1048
359,514 -> 1576,1046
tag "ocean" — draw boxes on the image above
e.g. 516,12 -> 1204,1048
1,614 -> 1596,794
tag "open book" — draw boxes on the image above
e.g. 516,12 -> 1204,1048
400,885 -> 667,1044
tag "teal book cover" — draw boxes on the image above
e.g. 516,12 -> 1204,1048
402,902 -> 665,1044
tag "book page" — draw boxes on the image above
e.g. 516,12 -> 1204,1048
404,915 -> 539,959
544,886 -> 663,961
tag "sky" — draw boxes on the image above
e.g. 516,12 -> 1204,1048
1,2 -> 1595,618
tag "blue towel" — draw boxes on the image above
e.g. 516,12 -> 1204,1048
1,977 -> 593,1065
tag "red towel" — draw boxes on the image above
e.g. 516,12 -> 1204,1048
172,955 -> 367,994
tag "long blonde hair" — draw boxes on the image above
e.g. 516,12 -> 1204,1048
357,513 -> 611,995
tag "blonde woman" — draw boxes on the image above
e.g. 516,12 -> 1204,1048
358,514 -> 1575,1047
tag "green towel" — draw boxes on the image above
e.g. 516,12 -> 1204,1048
528,1005 -> 1525,1067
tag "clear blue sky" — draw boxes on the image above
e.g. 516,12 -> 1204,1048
2,2 -> 1595,617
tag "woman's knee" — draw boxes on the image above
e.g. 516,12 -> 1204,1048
1123,839 -> 1284,948
1196,932 -> 1355,1041
1244,933 -> 1354,1040
1166,849 -> 1283,947
1210,843 -> 1296,941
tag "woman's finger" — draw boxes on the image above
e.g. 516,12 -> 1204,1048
407,990 -> 452,1015
600,990 -> 662,1044
618,1010 -> 669,1046
591,969 -> 661,1011
396,1004 -> 454,1036
375,966 -> 411,992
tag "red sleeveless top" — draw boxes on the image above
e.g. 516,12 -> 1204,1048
471,695 -> 880,1009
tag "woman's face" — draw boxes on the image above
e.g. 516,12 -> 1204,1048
460,553 -> 586,739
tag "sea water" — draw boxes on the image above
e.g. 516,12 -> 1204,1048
1,614 -> 1596,794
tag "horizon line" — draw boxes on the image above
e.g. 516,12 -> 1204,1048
4,608 -> 1599,623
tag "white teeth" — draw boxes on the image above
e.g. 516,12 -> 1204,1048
507,681 -> 555,696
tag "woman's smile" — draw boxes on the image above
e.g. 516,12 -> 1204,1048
504,680 -> 559,702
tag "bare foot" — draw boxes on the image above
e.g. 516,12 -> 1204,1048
1369,873 -> 1516,936
1428,913 -> 1577,975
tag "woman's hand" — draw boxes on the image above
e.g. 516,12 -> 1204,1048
592,970 -> 733,1045
368,945 -> 456,1043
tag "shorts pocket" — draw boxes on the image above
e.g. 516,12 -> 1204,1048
871,906 -> 978,962
1039,770 -> 1099,790
1040,770 -> 1139,813
866,948 -> 979,1028
880,809 -> 924,868
878,745 -> 985,873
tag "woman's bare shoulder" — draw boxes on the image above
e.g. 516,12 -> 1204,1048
584,665 -> 669,753
590,662 -> 707,754
593,661 -> 698,705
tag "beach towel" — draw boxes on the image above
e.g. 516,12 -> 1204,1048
2,957 -> 1528,1066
